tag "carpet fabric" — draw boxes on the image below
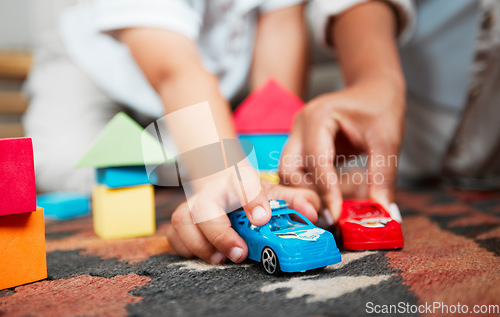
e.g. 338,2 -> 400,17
0,187 -> 499,317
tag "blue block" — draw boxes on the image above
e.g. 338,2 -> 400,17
37,192 -> 90,220
238,134 -> 288,171
96,166 -> 158,188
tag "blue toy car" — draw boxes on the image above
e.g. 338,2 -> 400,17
229,200 -> 342,275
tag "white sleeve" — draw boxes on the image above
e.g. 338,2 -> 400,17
93,0 -> 202,41
311,0 -> 416,49
260,0 -> 308,12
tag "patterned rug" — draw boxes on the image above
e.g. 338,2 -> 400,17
0,186 -> 499,317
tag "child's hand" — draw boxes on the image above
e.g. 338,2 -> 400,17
279,79 -> 405,224
166,179 -> 320,264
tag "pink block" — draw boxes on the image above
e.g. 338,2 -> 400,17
233,79 -> 304,134
0,138 -> 36,216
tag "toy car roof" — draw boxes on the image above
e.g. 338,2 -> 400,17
271,208 -> 301,216
269,200 -> 288,210
229,206 -> 300,219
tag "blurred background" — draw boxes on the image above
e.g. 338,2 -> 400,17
0,0 -> 340,139
0,0 -> 80,138
3,0 -> 497,189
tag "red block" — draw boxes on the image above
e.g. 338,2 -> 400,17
233,79 -> 304,133
0,138 -> 36,216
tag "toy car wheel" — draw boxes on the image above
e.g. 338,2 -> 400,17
261,247 -> 280,275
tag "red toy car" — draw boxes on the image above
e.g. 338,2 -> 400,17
337,200 -> 404,250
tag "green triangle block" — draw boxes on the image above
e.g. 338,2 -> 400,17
76,112 -> 170,168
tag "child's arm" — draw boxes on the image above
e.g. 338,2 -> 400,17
118,28 -> 236,139
279,1 -> 406,223
117,28 -> 271,260
117,28 -> 320,264
250,3 -> 308,97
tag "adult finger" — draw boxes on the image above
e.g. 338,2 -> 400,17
367,139 -> 399,210
262,181 -> 320,223
279,113 -> 315,190
302,114 -> 343,225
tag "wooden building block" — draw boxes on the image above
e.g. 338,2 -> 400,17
238,134 -> 288,171
96,166 -> 157,188
76,112 -> 166,168
233,79 -> 304,134
260,171 -> 279,184
92,184 -> 155,239
0,137 -> 36,216
0,207 -> 47,290
37,192 -> 90,220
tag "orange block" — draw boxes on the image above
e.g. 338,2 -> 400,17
0,207 -> 47,290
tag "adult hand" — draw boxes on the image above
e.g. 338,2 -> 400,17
279,79 -> 405,224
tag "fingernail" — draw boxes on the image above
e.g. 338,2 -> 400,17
322,208 -> 334,226
209,252 -> 226,265
389,203 -> 402,223
229,247 -> 244,263
252,206 -> 267,222
304,202 -> 316,215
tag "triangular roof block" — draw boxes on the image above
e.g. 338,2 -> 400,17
76,112 -> 167,168
233,79 -> 304,133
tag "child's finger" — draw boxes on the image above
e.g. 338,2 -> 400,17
166,224 -> 194,258
197,213 -> 249,264
234,164 -> 273,226
171,204 -> 227,264
241,189 -> 272,226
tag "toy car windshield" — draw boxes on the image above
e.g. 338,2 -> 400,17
268,214 -> 307,232
346,205 -> 384,218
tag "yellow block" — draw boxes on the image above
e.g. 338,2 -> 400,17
260,171 -> 279,184
92,184 -> 155,239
